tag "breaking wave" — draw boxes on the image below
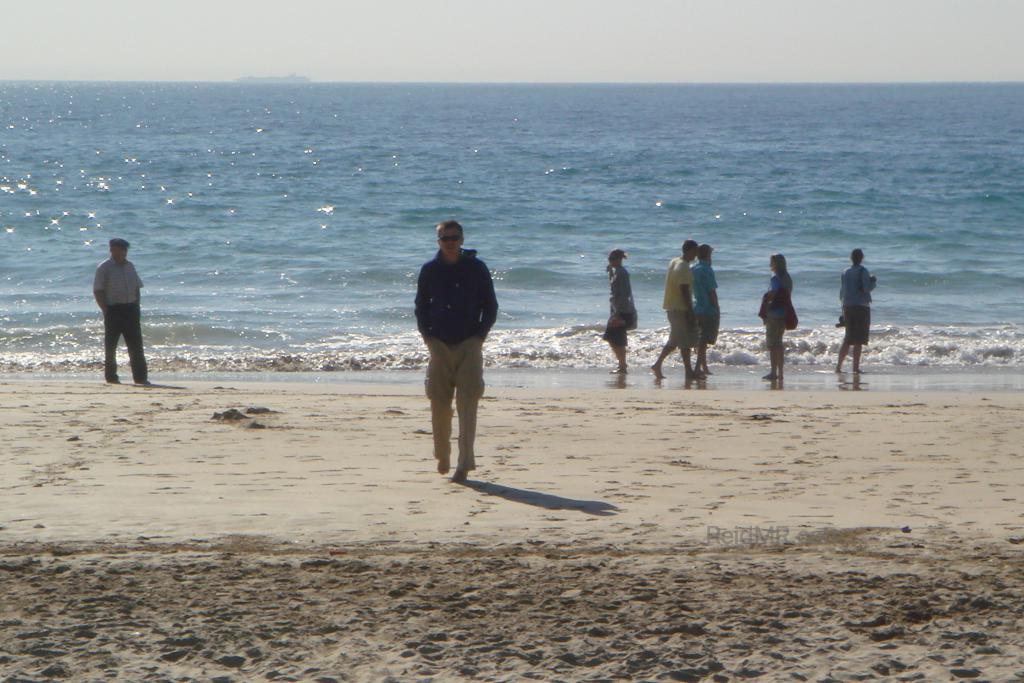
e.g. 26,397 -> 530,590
1,323 -> 1021,373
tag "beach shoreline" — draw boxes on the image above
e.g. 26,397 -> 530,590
4,364 -> 1024,392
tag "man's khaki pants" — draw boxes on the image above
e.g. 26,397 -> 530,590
425,336 -> 484,473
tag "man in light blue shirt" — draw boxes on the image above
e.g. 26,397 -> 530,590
836,248 -> 877,374
691,244 -> 720,377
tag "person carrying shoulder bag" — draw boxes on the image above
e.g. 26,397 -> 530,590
836,248 -> 877,374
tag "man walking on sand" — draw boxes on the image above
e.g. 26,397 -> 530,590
93,238 -> 149,385
691,243 -> 720,377
652,239 -> 703,381
415,220 -> 498,483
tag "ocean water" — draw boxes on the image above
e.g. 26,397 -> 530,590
1,82 -> 1023,374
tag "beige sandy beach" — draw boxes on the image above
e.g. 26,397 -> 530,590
2,379 -> 1023,681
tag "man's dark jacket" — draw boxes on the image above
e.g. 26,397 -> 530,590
415,249 -> 498,344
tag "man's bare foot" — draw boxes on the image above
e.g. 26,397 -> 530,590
609,367 -> 627,374
451,469 -> 467,484
686,371 -> 706,381
437,458 -> 450,475
650,364 -> 665,380
762,373 -> 778,381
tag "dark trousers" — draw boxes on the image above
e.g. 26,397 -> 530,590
104,303 -> 148,383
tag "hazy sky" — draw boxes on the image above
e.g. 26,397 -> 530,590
4,0 -> 1022,83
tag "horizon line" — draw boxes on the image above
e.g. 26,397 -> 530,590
2,78 -> 1023,87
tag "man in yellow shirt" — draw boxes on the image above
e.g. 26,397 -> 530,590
651,239 -> 703,381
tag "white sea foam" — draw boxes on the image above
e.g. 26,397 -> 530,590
0,324 -> 1021,373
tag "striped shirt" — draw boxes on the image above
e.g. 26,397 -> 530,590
94,259 -> 143,305
608,266 -> 636,316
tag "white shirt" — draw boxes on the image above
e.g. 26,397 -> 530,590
94,258 -> 143,305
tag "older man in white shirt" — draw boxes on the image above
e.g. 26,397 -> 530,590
93,238 -> 149,385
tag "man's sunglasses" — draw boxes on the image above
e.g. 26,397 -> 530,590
438,234 -> 461,242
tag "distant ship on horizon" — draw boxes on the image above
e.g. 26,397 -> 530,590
235,74 -> 311,84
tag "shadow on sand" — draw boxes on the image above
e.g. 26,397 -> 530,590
459,480 -> 620,516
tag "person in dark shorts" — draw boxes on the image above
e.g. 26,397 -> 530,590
836,248 -> 877,374
602,248 -> 637,374
691,244 -> 720,377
